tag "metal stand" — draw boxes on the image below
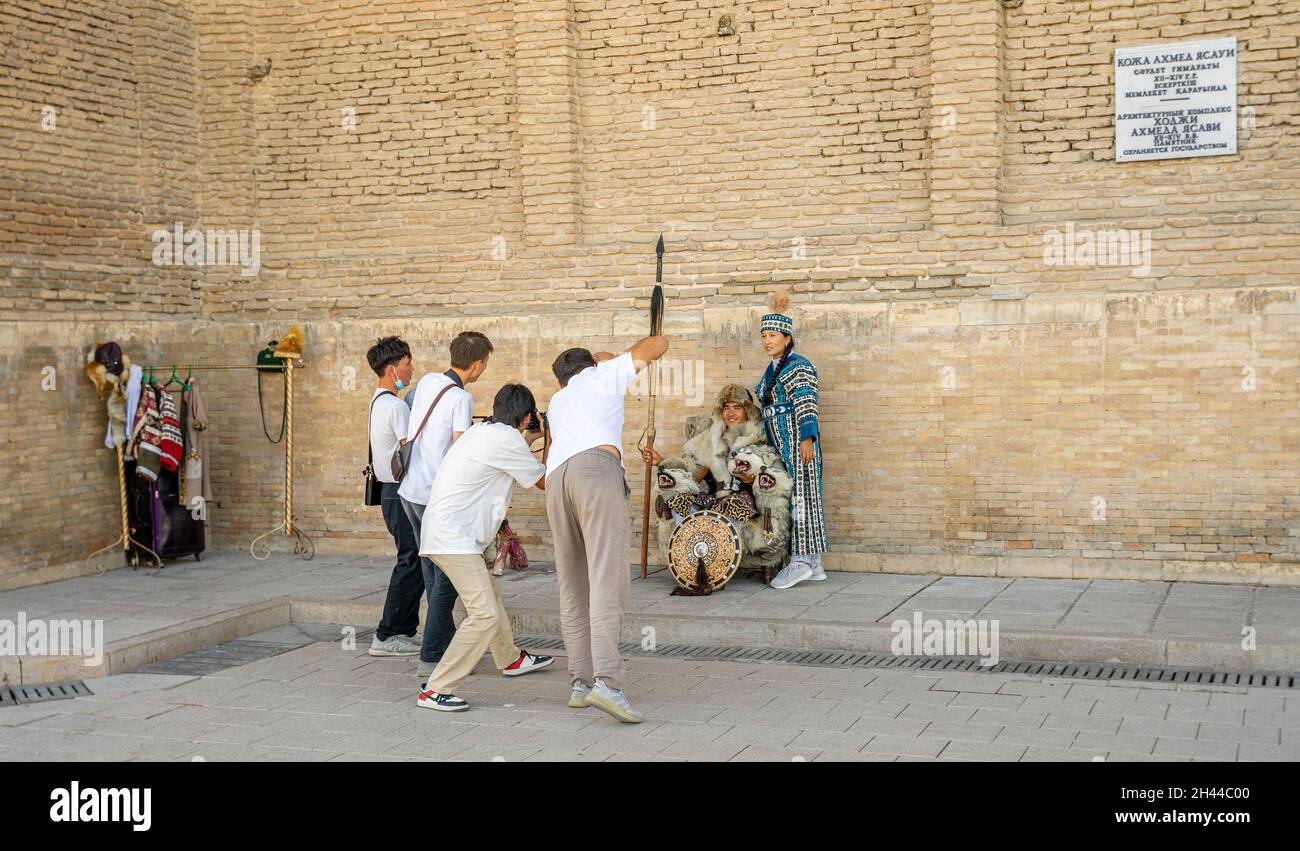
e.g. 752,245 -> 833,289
250,355 -> 314,561
85,444 -> 163,575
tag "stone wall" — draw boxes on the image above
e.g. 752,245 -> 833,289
2,0 -> 1297,587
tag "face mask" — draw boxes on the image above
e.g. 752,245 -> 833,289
395,378 -> 406,392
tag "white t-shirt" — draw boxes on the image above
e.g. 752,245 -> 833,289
368,388 -> 410,484
545,351 -> 640,480
397,372 -> 473,506
420,422 -> 546,556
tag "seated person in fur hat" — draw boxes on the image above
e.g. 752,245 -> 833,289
641,384 -> 792,580
642,384 -> 766,491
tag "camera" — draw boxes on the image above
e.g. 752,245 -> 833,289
526,409 -> 547,432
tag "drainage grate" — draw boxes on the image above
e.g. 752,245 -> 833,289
134,638 -> 316,676
0,680 -> 93,708
514,635 -> 1299,689
133,626 -> 376,677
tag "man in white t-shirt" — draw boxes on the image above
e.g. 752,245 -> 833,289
416,384 -> 555,712
364,336 -> 423,658
544,334 -> 668,723
397,331 -> 492,673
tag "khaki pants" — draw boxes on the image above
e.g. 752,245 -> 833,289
545,448 -> 630,690
423,553 -> 520,695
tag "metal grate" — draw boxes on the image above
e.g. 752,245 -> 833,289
136,638 -> 316,676
133,626 -> 375,676
0,680 -> 93,708
514,634 -> 1299,689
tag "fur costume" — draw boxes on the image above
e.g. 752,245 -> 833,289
652,458 -> 707,565
742,456 -> 794,575
85,345 -> 133,447
651,383 -> 794,579
681,384 -> 766,484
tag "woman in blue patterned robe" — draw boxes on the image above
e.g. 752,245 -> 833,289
755,289 -> 828,589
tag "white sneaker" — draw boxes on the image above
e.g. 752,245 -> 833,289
369,635 -> 420,657
770,560 -> 813,590
416,684 -> 468,712
502,650 -> 555,677
585,679 -> 643,723
567,681 -> 592,708
808,561 -> 827,581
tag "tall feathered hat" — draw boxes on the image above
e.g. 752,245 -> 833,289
760,287 -> 793,336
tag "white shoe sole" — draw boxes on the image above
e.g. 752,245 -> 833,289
770,567 -> 813,590
567,692 -> 590,708
502,656 -> 555,677
369,646 -> 420,657
585,692 -> 643,723
417,698 -> 468,712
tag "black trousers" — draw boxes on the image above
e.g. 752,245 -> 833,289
375,482 -> 425,641
399,496 -> 460,664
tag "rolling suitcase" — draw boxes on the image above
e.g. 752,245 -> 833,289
125,460 -> 206,565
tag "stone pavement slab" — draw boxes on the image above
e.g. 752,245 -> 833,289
4,624 -> 1297,762
2,549 -> 1298,684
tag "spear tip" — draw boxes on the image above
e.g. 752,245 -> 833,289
656,233 -> 664,257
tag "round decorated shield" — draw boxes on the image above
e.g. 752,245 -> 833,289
667,510 -> 743,592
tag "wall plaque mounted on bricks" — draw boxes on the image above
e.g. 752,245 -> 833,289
1114,36 -> 1237,163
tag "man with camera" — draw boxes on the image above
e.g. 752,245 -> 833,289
416,383 -> 555,712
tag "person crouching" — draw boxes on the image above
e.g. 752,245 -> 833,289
416,383 -> 555,712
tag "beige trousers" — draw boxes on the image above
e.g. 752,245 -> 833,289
424,552 -> 520,695
545,448 -> 631,690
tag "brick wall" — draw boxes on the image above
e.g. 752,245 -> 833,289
2,0 -> 1298,588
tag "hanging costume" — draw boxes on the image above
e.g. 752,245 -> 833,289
182,382 -> 212,504
755,293 -> 828,558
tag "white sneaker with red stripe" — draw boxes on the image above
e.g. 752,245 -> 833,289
416,683 -> 468,712
502,649 -> 554,677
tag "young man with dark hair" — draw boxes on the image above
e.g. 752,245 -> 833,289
544,334 -> 668,723
416,383 -> 554,712
364,336 -> 423,656
398,330 -> 494,675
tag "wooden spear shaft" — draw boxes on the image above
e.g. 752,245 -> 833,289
640,236 -> 664,579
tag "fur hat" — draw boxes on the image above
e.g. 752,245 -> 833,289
712,383 -> 762,424
84,343 -> 132,400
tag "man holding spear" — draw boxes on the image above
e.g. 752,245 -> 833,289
543,238 -> 667,723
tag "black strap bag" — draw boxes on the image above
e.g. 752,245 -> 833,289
362,390 -> 396,506
391,383 -> 454,483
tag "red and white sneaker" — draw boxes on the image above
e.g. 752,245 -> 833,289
502,650 -> 554,677
416,683 -> 468,712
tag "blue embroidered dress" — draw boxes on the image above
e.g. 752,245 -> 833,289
756,353 -> 828,556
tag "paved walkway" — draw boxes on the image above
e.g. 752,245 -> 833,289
1,625 -> 1296,762
1,550 -> 1298,680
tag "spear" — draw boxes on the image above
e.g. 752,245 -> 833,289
640,235 -> 665,579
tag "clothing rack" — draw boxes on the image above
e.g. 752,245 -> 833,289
84,356 -> 314,572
